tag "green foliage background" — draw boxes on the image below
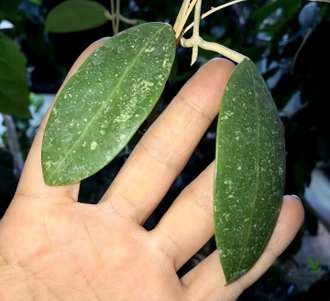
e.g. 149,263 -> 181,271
0,0 -> 329,299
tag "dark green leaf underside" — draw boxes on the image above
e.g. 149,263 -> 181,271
214,58 -> 285,284
0,33 -> 31,119
42,22 -> 176,186
45,0 -> 108,33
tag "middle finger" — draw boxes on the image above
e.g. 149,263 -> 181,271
100,59 -> 234,224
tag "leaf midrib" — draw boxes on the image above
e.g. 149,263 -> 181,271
234,61 -> 261,278
45,25 -> 168,183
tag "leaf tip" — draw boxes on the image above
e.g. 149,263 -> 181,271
223,269 -> 247,285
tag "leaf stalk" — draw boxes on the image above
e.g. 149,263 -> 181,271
184,0 -> 246,34
179,0 -> 247,64
173,0 -> 199,39
104,10 -> 140,25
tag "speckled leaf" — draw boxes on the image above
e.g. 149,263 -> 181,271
42,22 -> 176,186
214,58 -> 285,284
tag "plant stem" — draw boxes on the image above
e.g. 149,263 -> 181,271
200,39 -> 246,63
179,0 -> 247,64
1,114 -> 24,177
104,11 -> 140,26
181,36 -> 246,63
104,10 -> 113,20
173,0 -> 199,40
184,0 -> 199,31
292,28 -> 312,74
173,0 -> 190,35
110,0 -> 117,34
115,0 -> 120,33
119,15 -> 139,25
191,0 -> 202,65
184,0 -> 246,34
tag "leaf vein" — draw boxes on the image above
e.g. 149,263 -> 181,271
234,61 -> 261,277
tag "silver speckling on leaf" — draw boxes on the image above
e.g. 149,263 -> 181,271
214,58 -> 285,284
42,22 -> 176,186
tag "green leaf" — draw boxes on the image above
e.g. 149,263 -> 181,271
214,58 -> 285,284
0,34 -> 31,119
307,256 -> 315,266
45,0 -> 109,33
315,259 -> 319,268
311,270 -> 318,273
317,266 -> 321,272
42,22 -> 176,186
0,0 -> 21,21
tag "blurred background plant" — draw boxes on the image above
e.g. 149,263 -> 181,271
0,0 -> 329,299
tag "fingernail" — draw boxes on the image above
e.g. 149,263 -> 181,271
291,195 -> 302,203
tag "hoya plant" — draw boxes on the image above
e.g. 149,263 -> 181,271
41,0 -> 285,284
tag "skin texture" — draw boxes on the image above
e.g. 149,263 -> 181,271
0,38 -> 304,301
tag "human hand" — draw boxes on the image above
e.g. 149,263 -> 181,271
0,38 -> 304,301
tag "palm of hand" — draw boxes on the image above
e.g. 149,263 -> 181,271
1,196 -> 186,300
